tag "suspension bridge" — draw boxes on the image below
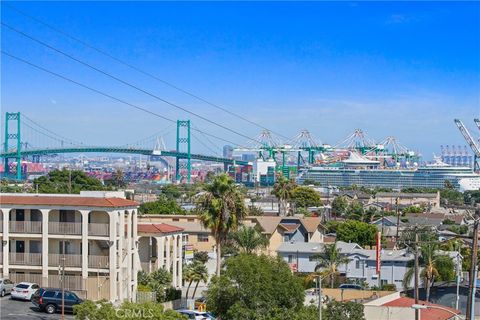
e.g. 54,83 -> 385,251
0,112 -> 249,182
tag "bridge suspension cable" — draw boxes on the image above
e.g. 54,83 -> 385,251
4,3 -> 290,141
22,114 -> 84,146
1,50 -> 246,149
1,22 -> 262,145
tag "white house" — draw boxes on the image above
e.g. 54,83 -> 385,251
0,191 -> 139,302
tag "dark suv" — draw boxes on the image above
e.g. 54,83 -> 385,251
31,288 -> 83,314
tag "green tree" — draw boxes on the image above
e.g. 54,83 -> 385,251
193,251 -> 209,264
336,220 -> 377,247
272,174 -> 296,216
331,196 -> 348,217
161,184 -> 182,199
206,254 -> 304,320
402,205 -> 423,214
292,186 -> 322,209
137,268 -> 173,302
324,301 -> 366,320
190,261 -> 209,299
34,169 -> 106,194
440,189 -> 464,206
403,243 -> 454,302
197,173 -> 247,276
312,243 -> 350,288
183,264 -> 195,299
247,205 -> 264,216
230,225 -> 269,254
139,195 -> 185,215
74,300 -> 187,320
346,201 -> 365,220
104,168 -> 126,188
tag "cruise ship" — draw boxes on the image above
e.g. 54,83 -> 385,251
297,153 -> 480,191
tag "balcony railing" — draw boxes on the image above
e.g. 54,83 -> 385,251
9,273 -> 43,284
49,222 -> 82,235
88,223 -> 109,237
88,255 -> 109,268
9,221 -> 42,234
48,253 -> 82,267
9,252 -> 42,266
48,274 -> 83,290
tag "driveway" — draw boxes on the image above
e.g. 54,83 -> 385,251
0,296 -> 74,320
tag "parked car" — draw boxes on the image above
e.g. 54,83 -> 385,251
0,278 -> 14,297
11,282 -> 40,301
31,288 -> 83,314
177,309 -> 215,320
338,284 -> 362,290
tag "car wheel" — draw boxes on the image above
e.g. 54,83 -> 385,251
0,290 -> 5,297
45,304 -> 56,314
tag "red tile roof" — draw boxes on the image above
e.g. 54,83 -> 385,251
137,223 -> 184,234
0,195 -> 138,208
382,297 -> 460,320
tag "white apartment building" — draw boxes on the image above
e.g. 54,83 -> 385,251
137,223 -> 184,288
0,191 -> 139,302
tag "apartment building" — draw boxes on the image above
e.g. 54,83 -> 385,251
137,223 -> 184,288
0,192 -> 139,302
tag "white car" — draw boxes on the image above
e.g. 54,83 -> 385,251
0,278 -> 14,297
11,282 -> 40,300
177,310 -> 216,320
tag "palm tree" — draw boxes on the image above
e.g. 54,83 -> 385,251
230,226 -> 269,254
197,173 -> 247,276
403,243 -> 449,302
191,262 -> 209,299
272,174 -> 296,216
313,243 -> 350,288
183,264 -> 195,299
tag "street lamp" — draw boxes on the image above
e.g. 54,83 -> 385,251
411,304 -> 461,319
314,275 -> 324,320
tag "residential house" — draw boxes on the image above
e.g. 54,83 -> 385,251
373,192 -> 440,209
137,223 -> 184,288
0,191 -> 138,302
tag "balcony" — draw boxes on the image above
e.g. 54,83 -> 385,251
48,254 -> 81,267
9,221 -> 42,234
9,252 -> 42,266
48,274 -> 83,290
9,273 -> 43,284
49,222 -> 81,235
88,255 -> 109,268
88,223 -> 109,237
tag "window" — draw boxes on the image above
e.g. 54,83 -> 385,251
43,291 -> 56,298
197,234 -> 209,242
283,235 -> 290,242
32,284 -> 40,289
187,218 -> 194,222
355,259 -> 361,269
172,218 -> 180,222
288,255 -> 293,263
309,255 -> 318,262
65,292 -> 77,301
182,235 -> 189,243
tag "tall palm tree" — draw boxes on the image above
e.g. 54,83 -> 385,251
183,264 -> 195,299
272,174 -> 296,216
197,173 -> 247,276
403,243 -> 449,302
191,262 -> 209,299
230,226 -> 269,254
313,243 -> 350,288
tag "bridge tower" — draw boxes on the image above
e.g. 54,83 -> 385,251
3,112 -> 22,180
176,120 -> 191,183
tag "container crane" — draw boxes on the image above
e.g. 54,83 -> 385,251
474,118 -> 480,132
454,119 -> 480,171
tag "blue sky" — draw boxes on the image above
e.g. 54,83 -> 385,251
1,1 -> 479,158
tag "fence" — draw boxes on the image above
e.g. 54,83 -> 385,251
136,291 -> 157,303
49,222 -> 82,235
162,298 -> 185,310
9,273 -> 43,284
9,221 -> 42,233
48,274 -> 83,290
9,253 -> 42,266
88,223 -> 109,236
49,254 -> 82,267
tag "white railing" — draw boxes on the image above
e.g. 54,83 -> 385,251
88,255 -> 109,268
48,274 -> 83,290
49,222 -> 82,235
9,252 -> 42,266
48,253 -> 82,267
88,223 -> 109,236
9,273 -> 43,284
9,221 -> 42,233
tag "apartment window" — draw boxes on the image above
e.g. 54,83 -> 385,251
182,235 -> 189,243
283,235 -> 290,242
59,241 -> 73,254
16,209 -> 25,221
355,259 -> 361,269
288,255 -> 294,263
187,218 -> 195,222
172,218 -> 180,222
197,234 -> 209,242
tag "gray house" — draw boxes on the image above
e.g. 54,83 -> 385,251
277,241 -> 461,291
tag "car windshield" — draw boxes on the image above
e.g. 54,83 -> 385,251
15,284 -> 30,289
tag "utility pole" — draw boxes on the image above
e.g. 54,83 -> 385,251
60,238 -> 66,320
467,209 -> 479,320
395,197 -> 400,247
317,275 -> 322,320
414,232 -> 419,320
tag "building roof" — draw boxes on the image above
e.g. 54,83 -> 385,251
376,192 -> 438,199
253,216 -> 322,234
278,223 -> 301,233
301,217 -> 323,233
137,223 -> 183,234
277,241 -> 362,254
0,194 -> 138,208
253,216 -> 283,234
148,221 -> 209,233
382,297 -> 460,320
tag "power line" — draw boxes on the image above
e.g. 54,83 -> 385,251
1,22 -> 261,145
22,114 -> 84,145
4,3 -> 291,141
1,50 -> 245,148
22,121 -> 76,146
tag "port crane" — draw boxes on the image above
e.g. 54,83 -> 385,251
474,118 -> 480,132
454,119 -> 480,171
